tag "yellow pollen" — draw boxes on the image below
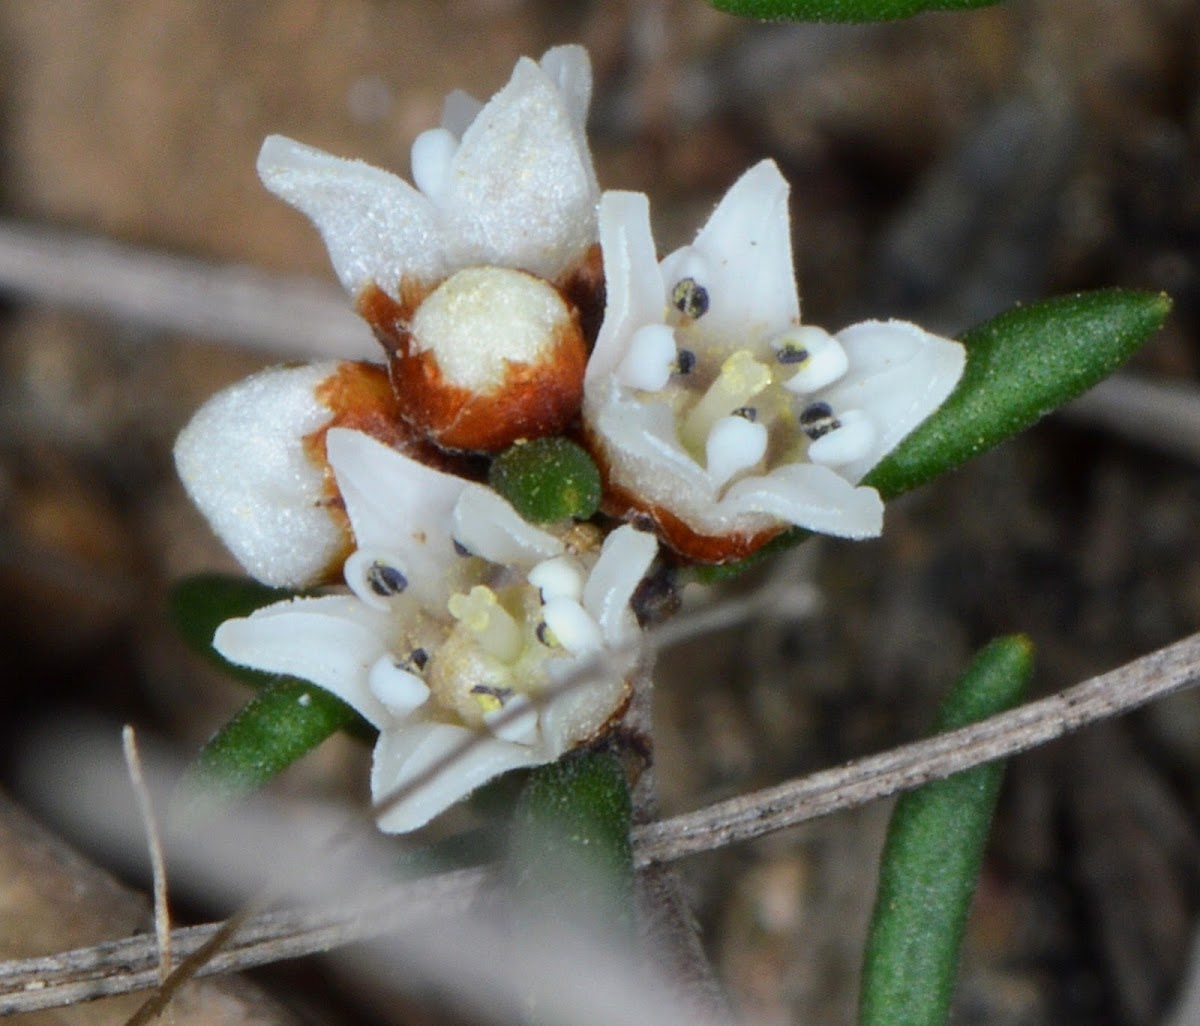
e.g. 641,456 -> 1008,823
680,350 -> 772,455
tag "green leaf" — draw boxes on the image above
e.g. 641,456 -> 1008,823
180,678 -> 361,805
169,573 -> 291,688
489,436 -> 602,524
866,289 -> 1171,498
695,288 -> 1170,583
506,750 -> 635,941
707,0 -> 998,22
859,635 -> 1035,1026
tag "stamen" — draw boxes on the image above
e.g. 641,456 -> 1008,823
536,621 -> 555,646
344,550 -> 413,611
366,562 -> 408,597
448,585 -> 524,663
403,647 -> 429,672
680,350 -> 772,454
367,655 -> 430,719
705,414 -> 769,490
671,278 -> 710,319
775,327 -> 849,394
529,556 -> 586,602
485,695 -> 540,745
410,127 -> 459,204
470,684 -> 514,714
799,401 -> 840,440
806,409 -> 876,467
731,406 -> 757,422
615,324 -> 678,392
676,349 -> 697,375
453,539 -> 472,558
541,596 -> 604,656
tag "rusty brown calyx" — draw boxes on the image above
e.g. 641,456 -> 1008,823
355,264 -> 593,453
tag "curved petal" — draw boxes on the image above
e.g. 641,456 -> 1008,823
173,362 -> 348,588
325,428 -> 469,608
660,160 -> 799,343
450,485 -> 564,568
538,45 -> 592,132
213,595 -> 397,728
586,191 -> 665,385
588,382 -> 716,500
441,57 -> 598,281
539,664 -> 631,755
371,722 -> 545,833
582,525 -> 658,646
819,320 -> 966,483
258,135 -> 446,296
720,462 -> 883,539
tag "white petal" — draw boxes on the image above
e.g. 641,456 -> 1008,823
372,722 -> 545,833
442,57 -> 598,281
586,191 -> 665,386
818,319 -> 966,483
173,362 -> 348,588
451,485 -> 564,568
660,160 -> 799,342
539,666 -> 630,755
325,428 -> 469,608
213,595 -> 396,728
720,463 -> 884,539
538,45 -> 593,132
257,134 -> 445,296
581,524 -> 657,646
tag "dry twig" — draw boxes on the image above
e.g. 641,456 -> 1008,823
3,631 -> 1199,1015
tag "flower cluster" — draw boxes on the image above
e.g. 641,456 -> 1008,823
176,44 -> 965,831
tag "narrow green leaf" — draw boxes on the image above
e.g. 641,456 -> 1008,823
866,289 -> 1171,498
507,750 -> 635,939
707,0 -> 998,23
859,635 -> 1035,1026
181,678 -> 360,805
169,573 -> 290,687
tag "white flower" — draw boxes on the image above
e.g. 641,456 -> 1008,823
174,360 -> 457,588
213,428 -> 657,833
583,161 -> 966,562
257,46 -> 600,451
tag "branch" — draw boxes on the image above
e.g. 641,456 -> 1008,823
0,220 -> 376,359
633,630 -> 1200,865
3,631 -> 1198,1014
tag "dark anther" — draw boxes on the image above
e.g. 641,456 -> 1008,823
536,622 -> 554,646
799,401 -> 840,440
676,349 -> 696,375
471,684 -> 514,702
453,539 -> 472,557
671,278 -> 709,319
367,562 -> 408,597
406,647 -> 429,671
732,406 -> 758,422
775,344 -> 809,365
630,512 -> 657,533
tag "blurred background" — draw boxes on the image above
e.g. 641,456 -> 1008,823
1,0 -> 1199,1023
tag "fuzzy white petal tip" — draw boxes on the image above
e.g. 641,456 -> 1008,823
174,363 -> 348,587
257,134 -> 445,296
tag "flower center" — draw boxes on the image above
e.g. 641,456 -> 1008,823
409,266 -> 575,392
